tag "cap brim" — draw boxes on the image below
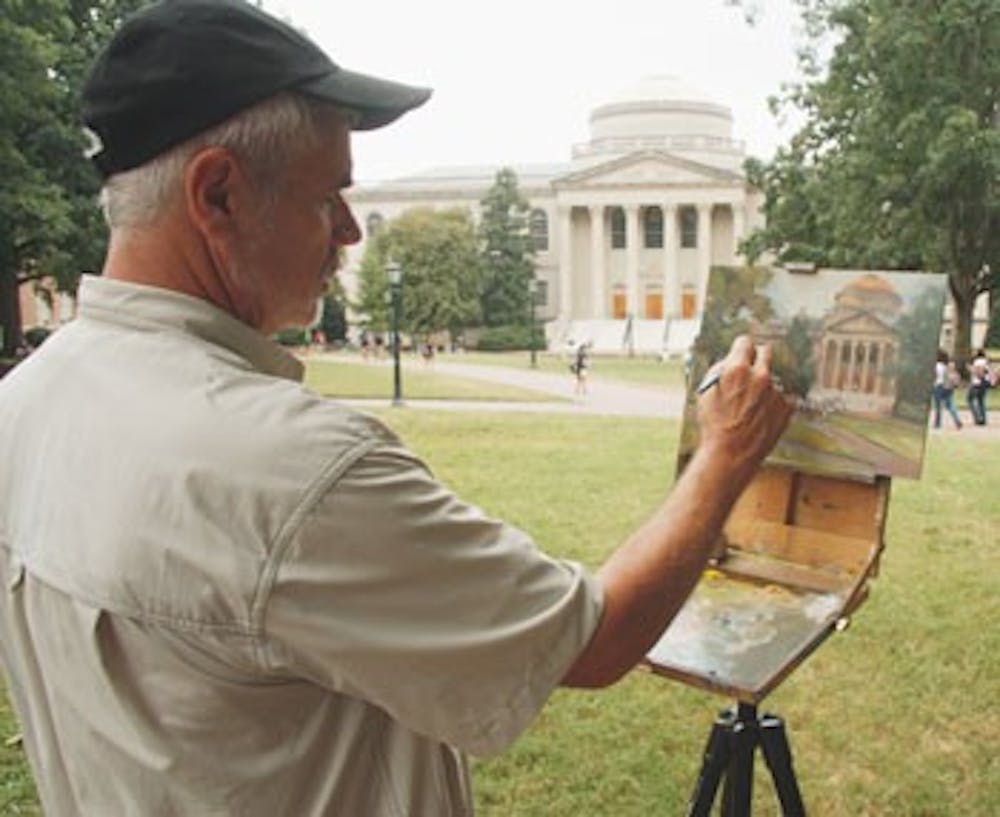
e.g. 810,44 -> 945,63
300,68 -> 431,130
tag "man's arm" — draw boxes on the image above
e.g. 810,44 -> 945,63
562,336 -> 792,688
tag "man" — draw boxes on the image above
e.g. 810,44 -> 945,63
0,1 -> 792,814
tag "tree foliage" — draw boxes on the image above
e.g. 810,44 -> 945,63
478,167 -> 536,327
355,208 -> 482,338
744,0 -> 1000,364
0,0 -> 149,356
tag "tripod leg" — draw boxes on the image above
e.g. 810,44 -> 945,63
687,714 -> 732,817
759,714 -> 806,817
721,704 -> 756,817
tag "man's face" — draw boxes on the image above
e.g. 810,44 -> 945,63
236,119 -> 360,335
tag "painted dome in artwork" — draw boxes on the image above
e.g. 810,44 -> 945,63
573,75 -> 744,171
835,274 -> 904,317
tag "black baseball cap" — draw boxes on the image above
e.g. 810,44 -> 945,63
82,0 -> 432,177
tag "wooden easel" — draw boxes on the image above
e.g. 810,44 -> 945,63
646,464 -> 891,814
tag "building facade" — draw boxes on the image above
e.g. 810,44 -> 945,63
344,75 -> 765,354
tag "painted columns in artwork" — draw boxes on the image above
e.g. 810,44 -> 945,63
590,206 -> 605,319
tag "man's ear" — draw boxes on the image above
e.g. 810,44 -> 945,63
183,147 -> 246,241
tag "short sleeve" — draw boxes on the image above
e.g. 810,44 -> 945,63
261,444 -> 603,757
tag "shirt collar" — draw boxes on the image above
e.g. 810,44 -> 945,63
76,275 -> 305,382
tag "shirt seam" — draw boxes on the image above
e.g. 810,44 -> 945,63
248,435 -> 382,661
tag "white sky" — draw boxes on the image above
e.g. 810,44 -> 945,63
263,0 -> 810,183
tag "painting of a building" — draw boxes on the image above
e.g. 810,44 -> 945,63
810,274 -> 903,415
683,266 -> 948,480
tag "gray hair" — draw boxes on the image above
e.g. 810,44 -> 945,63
99,93 -> 354,230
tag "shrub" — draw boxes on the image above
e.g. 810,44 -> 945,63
472,324 -> 544,351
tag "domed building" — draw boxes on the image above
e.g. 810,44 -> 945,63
344,75 -> 764,353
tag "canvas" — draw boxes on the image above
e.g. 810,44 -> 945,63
680,265 -> 949,480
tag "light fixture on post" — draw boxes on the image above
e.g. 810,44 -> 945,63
385,260 -> 404,406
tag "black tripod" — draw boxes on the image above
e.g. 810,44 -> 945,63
687,702 -> 806,817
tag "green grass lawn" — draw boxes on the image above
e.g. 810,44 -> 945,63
2,411 -> 997,815
303,356 -> 563,402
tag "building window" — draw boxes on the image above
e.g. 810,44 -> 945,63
680,207 -> 698,248
366,211 -> 384,238
610,207 -> 626,249
644,207 -> 663,248
529,209 -> 549,251
533,280 -> 549,307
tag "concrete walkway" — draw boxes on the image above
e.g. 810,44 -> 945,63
339,359 -> 684,419
331,356 -> 1000,437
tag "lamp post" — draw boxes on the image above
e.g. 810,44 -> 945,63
386,260 -> 404,406
528,277 -> 539,368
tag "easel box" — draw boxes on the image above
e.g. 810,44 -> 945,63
646,464 -> 890,703
646,265 -> 946,703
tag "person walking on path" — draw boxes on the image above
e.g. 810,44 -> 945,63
572,341 -> 591,398
932,350 -> 963,430
0,3 -> 791,814
967,348 -> 994,426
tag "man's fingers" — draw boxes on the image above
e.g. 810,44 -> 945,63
754,343 -> 773,375
726,335 -> 756,367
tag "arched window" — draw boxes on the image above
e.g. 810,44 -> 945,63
644,207 -> 663,248
365,211 -> 384,238
529,209 -> 549,251
680,207 -> 698,248
610,207 -> 626,249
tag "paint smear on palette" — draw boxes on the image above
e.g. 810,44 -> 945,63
647,573 -> 844,694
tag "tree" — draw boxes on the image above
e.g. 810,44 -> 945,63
355,208 -> 482,339
478,167 -> 536,327
744,0 -> 1000,364
0,0 -> 149,358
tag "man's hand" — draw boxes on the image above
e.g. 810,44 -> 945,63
697,335 -> 793,486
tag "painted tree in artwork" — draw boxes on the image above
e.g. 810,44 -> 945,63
891,285 -> 948,419
772,313 -> 817,399
693,265 -> 776,375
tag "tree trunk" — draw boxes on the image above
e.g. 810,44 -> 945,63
0,269 -> 23,359
950,277 -> 973,366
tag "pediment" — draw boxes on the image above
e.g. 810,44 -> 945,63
553,150 -> 742,189
824,310 -> 895,336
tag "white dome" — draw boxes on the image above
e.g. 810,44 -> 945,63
572,74 -> 743,171
589,74 -> 733,142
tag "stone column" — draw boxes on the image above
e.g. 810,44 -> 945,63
625,203 -> 641,317
662,203 -> 678,318
589,205 -> 605,319
696,203 -> 713,314
732,202 -> 746,261
558,206 -> 573,321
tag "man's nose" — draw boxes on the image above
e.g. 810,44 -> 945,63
333,207 -> 362,247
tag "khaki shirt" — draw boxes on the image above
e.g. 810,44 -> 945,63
0,277 -> 602,816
